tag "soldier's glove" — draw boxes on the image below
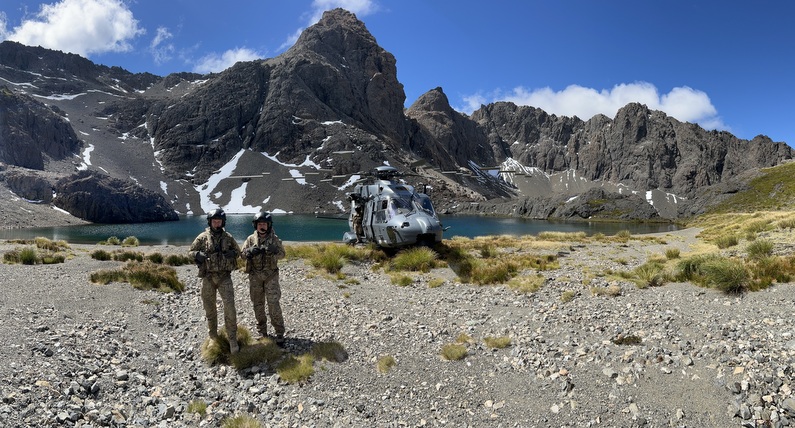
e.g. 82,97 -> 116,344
194,251 -> 207,265
245,247 -> 262,258
222,249 -> 237,259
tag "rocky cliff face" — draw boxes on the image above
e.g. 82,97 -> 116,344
53,171 -> 178,223
0,88 -> 81,170
0,8 -> 792,226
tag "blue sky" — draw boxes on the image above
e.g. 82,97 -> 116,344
1,0 -> 793,146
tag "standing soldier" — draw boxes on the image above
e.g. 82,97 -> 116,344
241,212 -> 286,344
189,208 -> 241,354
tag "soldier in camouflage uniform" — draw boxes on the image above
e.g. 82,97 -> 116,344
241,212 -> 286,343
189,208 -> 241,354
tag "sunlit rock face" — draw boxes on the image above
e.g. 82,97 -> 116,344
0,9 -> 792,224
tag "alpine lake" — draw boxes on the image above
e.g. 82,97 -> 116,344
0,214 -> 680,246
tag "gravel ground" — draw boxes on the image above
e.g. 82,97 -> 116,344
0,229 -> 794,427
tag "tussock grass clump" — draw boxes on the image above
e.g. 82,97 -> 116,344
455,333 -> 474,344
376,355 -> 397,373
612,334 -> 642,345
231,341 -> 284,370
560,290 -> 576,303
440,343 -> 467,361
665,248 -> 681,259
506,274 -> 545,293
537,231 -> 588,242
310,341 -> 348,363
714,234 -> 739,249
186,400 -> 207,417
221,414 -> 262,428
146,252 -> 164,264
746,239 -> 774,260
124,261 -> 184,292
90,261 -> 184,292
483,336 -> 511,349
276,354 -> 315,384
4,245 -> 67,265
200,326 -> 251,366
34,237 -> 70,252
89,269 -> 128,284
91,249 -> 112,261
390,274 -> 413,287
590,284 -> 622,297
700,257 -> 750,295
122,236 -> 140,246
113,250 -> 144,262
101,236 -> 121,245
390,247 -> 439,272
427,277 -> 445,288
165,254 -> 193,266
632,261 -> 667,288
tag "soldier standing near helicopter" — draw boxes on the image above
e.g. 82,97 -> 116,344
189,208 -> 241,354
241,212 -> 287,343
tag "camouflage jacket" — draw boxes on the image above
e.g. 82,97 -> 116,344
189,228 -> 240,275
241,231 -> 285,274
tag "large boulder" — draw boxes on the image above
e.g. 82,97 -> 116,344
53,171 -> 178,223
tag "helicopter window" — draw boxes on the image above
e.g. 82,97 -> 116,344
415,193 -> 435,215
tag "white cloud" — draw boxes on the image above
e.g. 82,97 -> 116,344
192,47 -> 263,74
279,0 -> 378,50
3,0 -> 144,56
458,82 -> 728,132
150,27 -> 174,65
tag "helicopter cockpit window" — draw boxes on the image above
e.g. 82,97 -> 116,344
414,193 -> 435,215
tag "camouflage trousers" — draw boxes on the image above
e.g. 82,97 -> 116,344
200,272 -> 238,343
248,270 -> 284,337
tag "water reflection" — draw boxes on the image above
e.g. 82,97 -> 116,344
0,214 -> 679,246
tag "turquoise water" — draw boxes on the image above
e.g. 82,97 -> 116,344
0,214 -> 679,245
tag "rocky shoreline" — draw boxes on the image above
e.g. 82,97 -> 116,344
1,230 -> 794,427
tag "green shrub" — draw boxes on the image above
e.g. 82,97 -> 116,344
105,236 -> 121,245
560,290 -> 576,303
615,230 -> 632,240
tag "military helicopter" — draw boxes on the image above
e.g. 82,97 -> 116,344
336,165 -> 446,250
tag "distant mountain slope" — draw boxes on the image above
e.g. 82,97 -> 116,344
0,8 -> 791,226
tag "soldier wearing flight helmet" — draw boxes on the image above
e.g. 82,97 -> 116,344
189,208 -> 241,354
241,211 -> 287,344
